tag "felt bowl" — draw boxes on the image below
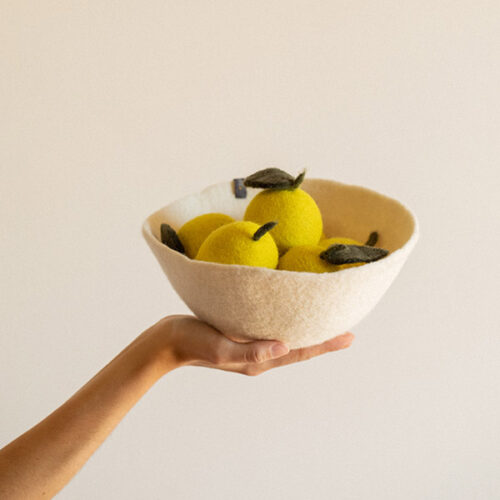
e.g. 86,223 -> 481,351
142,178 -> 419,349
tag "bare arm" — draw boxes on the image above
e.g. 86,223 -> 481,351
0,315 -> 354,499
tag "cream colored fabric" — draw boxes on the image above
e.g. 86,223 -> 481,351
143,179 -> 419,348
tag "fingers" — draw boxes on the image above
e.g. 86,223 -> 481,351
168,315 -> 292,367
216,338 -> 290,365
319,332 -> 355,353
259,332 -> 355,370
293,332 -> 355,362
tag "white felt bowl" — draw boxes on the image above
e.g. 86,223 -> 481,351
143,178 -> 419,349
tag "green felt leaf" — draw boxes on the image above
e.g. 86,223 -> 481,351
320,243 -> 388,265
253,221 -> 278,241
160,223 -> 185,254
243,168 -> 306,190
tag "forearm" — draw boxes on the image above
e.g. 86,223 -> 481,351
0,324 -> 178,499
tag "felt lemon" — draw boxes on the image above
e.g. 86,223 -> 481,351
278,244 -> 340,273
243,168 -> 323,255
177,213 -> 235,258
278,241 -> 389,273
195,220 -> 279,269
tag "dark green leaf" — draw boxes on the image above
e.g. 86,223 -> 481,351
244,168 -> 305,190
160,223 -> 185,254
320,243 -> 388,265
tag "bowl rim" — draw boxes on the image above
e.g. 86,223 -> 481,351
142,177 -> 420,277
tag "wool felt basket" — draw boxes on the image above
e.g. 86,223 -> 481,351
142,178 -> 419,349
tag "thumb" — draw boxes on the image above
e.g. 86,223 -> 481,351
225,339 -> 290,364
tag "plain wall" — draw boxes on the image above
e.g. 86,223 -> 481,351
1,2 -> 499,499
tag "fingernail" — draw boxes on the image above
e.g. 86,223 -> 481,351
271,343 -> 289,358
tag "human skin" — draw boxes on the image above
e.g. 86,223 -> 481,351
0,314 -> 354,499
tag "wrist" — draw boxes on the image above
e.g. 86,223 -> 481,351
142,316 -> 187,375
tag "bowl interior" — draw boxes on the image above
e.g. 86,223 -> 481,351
146,178 -> 416,254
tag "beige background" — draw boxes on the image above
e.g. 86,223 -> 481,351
1,2 -> 499,499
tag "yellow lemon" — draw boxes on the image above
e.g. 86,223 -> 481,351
278,239 -> 389,273
243,171 -> 323,254
178,213 -> 234,258
278,244 -> 341,273
195,220 -> 279,269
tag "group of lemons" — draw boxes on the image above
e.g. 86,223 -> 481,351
161,168 -> 388,273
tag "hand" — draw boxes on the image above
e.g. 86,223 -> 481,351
152,314 -> 354,376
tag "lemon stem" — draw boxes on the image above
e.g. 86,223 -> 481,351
253,221 -> 278,241
292,169 -> 306,189
365,231 -> 379,246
